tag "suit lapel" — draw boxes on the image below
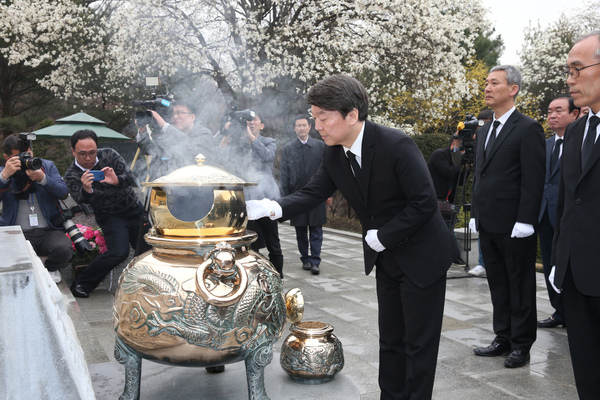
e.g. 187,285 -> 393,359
577,118 -> 600,181
485,111 -> 518,166
358,121 -> 376,204
335,146 -> 364,205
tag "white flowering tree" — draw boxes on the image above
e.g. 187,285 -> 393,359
102,0 -> 488,129
0,0 -> 104,125
518,4 -> 600,119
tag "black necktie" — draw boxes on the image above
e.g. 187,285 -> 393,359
346,150 -> 362,178
582,116 -> 600,168
550,138 -> 563,172
485,120 -> 501,160
346,150 -> 364,196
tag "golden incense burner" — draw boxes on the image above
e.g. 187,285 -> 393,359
113,155 -> 291,400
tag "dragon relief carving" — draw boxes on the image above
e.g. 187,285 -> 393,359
115,247 -> 286,353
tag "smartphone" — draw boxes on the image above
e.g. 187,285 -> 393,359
89,170 -> 105,181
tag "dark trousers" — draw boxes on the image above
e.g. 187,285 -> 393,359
25,228 -> 73,271
247,217 -> 284,278
75,204 -> 151,291
375,252 -> 446,400
563,266 -> 600,400
479,229 -> 537,351
538,208 -> 565,322
294,225 -> 323,266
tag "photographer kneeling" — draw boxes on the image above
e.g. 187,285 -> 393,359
0,133 -> 73,283
65,129 -> 151,298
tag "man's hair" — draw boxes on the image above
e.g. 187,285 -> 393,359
477,109 -> 494,121
575,30 -> 600,59
71,129 -> 98,149
293,114 -> 311,127
3,133 -> 21,155
306,74 -> 369,121
490,65 -> 522,98
174,100 -> 196,115
550,94 -> 580,114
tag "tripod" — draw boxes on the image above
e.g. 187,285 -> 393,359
446,155 -> 475,278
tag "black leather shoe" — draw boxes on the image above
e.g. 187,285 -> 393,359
504,349 -> 530,368
302,262 -> 311,271
205,365 -> 225,373
473,341 -> 511,357
453,257 -> 466,266
310,264 -> 320,275
70,283 -> 89,298
537,316 -> 566,328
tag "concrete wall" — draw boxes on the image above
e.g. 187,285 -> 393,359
0,226 -> 95,400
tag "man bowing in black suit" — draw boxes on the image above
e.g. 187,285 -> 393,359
247,74 -> 456,399
552,31 -> 600,399
469,65 -> 545,368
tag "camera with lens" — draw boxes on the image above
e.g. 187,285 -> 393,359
132,77 -> 174,132
51,203 -> 95,256
456,115 -> 482,164
17,133 -> 42,171
220,106 -> 256,146
133,94 -> 173,129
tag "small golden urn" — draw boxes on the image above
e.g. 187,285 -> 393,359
112,155 -> 288,400
280,290 -> 344,384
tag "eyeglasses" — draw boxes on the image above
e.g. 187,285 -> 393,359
76,150 -> 97,159
172,111 -> 193,116
565,62 -> 600,79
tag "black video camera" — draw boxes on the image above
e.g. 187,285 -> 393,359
133,94 -> 173,128
220,107 -> 256,145
456,115 -> 482,164
132,78 -> 174,132
17,133 -> 42,171
51,203 -> 95,256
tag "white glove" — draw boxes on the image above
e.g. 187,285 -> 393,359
365,229 -> 385,252
549,266 -> 562,293
510,222 -> 534,238
469,218 -> 477,233
246,199 -> 282,220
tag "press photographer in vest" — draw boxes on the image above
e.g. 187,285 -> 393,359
0,133 -> 73,283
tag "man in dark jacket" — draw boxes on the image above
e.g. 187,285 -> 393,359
280,115 -> 329,275
470,65 -> 545,368
217,113 -> 284,278
247,74 -> 456,399
1,134 -> 72,283
65,129 -> 151,297
537,94 -> 579,329
427,136 -> 465,265
136,100 -> 216,178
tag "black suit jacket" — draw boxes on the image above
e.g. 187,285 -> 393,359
427,146 -> 461,202
472,110 -> 545,234
538,136 -> 562,227
277,120 -> 456,288
552,116 -> 600,296
280,136 -> 327,226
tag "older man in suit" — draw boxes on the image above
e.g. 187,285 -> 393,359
552,31 -> 600,399
469,65 -> 545,368
247,74 -> 456,400
537,94 -> 579,329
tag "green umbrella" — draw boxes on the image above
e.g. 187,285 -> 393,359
33,111 -> 130,141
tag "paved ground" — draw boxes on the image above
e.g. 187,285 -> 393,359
57,223 -> 578,399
